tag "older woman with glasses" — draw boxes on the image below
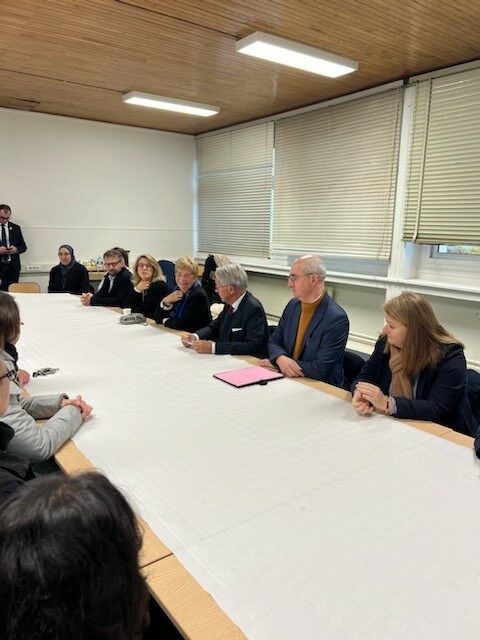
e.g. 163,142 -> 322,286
154,257 -> 211,332
124,254 -> 170,319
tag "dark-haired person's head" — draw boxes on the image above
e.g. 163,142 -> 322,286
0,204 -> 12,224
0,472 -> 149,640
103,248 -> 125,277
113,246 -> 129,267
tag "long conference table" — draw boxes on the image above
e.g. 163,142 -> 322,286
15,294 -> 479,640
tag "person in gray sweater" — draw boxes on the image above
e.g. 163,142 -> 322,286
0,293 -> 92,462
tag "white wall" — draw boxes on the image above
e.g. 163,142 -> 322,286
0,108 -> 194,267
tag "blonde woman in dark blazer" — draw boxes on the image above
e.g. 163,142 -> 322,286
124,254 -> 170,319
154,257 -> 211,332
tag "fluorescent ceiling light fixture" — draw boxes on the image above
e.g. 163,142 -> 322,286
123,92 -> 219,117
236,31 -> 358,78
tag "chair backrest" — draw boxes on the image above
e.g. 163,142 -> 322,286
466,369 -> 480,426
343,349 -> 366,387
8,282 -> 41,293
158,260 -> 175,291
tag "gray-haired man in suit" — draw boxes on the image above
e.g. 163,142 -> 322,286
181,263 -> 269,357
258,255 -> 349,385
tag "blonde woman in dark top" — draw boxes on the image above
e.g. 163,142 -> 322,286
154,257 -> 211,332
124,254 -> 170,319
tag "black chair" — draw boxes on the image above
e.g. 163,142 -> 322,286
467,369 -> 480,428
158,260 -> 175,292
343,349 -> 366,388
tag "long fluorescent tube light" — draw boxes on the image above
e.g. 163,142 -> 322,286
236,31 -> 358,78
123,92 -> 219,117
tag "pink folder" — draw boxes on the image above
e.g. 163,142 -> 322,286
214,365 -> 284,388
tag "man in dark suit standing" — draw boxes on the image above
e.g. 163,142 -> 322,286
0,205 -> 27,291
258,255 -> 349,387
80,248 -> 133,308
180,263 -> 269,357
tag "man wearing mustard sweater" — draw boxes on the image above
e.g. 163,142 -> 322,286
259,255 -> 349,387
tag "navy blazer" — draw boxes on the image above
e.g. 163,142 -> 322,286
48,262 -> 91,294
154,284 -> 211,332
0,222 -> 27,276
268,294 -> 349,385
196,291 -> 269,357
91,267 -> 133,307
353,335 -> 477,436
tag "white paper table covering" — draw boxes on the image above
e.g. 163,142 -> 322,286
15,294 -> 480,639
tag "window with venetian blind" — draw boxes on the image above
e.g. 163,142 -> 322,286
196,123 -> 273,258
272,88 -> 403,261
403,67 -> 480,245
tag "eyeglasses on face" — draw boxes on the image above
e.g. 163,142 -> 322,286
287,272 -> 314,282
104,260 -> 121,267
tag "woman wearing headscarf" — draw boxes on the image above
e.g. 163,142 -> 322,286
48,245 -> 91,294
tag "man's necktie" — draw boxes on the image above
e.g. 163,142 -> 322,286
221,304 -> 234,341
0,225 -> 9,263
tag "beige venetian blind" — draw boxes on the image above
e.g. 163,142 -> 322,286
273,88 -> 402,260
196,123 -> 273,258
403,67 -> 480,244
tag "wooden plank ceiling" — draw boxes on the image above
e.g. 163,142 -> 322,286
1,0 -> 479,135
